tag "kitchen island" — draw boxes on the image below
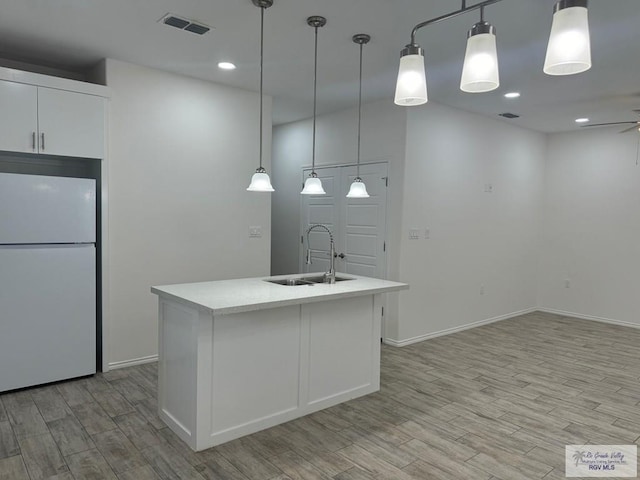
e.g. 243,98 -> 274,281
151,273 -> 408,451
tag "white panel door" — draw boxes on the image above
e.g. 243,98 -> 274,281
37,87 -> 105,159
340,163 -> 388,279
0,173 -> 96,244
300,167 -> 340,274
300,163 -> 388,279
0,244 -> 96,392
0,81 -> 38,153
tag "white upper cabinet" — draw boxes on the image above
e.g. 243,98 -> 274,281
38,87 -> 105,159
0,81 -> 38,153
0,79 -> 105,159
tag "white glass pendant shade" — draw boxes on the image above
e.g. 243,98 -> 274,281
544,2 -> 591,76
460,29 -> 499,93
346,178 -> 369,198
394,49 -> 428,106
301,175 -> 326,195
247,170 -> 274,192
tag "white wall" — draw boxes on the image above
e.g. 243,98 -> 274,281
538,127 -> 640,326
272,99 -> 547,345
271,99 -> 406,279
395,104 -> 546,343
104,59 -> 271,367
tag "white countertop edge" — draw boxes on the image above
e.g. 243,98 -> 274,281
151,273 -> 409,316
152,284 -> 408,316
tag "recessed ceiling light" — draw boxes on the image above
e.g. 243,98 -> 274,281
504,92 -> 521,99
575,118 -> 590,123
218,62 -> 236,70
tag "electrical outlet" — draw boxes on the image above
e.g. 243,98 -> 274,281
564,279 -> 571,288
409,229 -> 420,240
484,183 -> 494,193
249,226 -> 262,238
480,284 -> 485,295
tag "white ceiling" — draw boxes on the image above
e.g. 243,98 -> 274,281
0,0 -> 639,132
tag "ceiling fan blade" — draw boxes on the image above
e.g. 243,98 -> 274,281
581,121 -> 638,127
619,125 -> 640,133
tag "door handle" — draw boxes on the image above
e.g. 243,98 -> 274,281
40,133 -> 45,151
31,132 -> 36,151
338,253 -> 346,259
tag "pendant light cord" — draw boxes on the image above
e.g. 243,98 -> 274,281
258,6 -> 265,170
312,24 -> 319,174
356,42 -> 363,179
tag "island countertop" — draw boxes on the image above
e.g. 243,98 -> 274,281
151,273 -> 408,316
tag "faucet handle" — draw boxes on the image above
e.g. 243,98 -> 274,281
323,272 -> 336,284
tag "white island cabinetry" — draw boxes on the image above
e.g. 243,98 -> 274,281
151,273 -> 408,451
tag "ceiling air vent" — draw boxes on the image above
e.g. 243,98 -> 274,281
159,14 -> 212,35
499,112 -> 520,119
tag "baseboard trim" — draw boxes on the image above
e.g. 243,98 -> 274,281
536,308 -> 640,330
108,354 -> 158,371
104,311 -> 637,365
384,307 -> 537,347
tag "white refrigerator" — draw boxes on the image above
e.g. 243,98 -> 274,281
0,172 -> 97,392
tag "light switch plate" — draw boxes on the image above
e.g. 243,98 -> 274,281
409,229 -> 420,240
249,226 -> 262,238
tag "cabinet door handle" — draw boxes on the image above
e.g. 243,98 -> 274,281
31,132 -> 36,151
338,253 -> 346,259
40,133 -> 45,151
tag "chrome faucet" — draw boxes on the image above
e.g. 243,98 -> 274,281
305,224 -> 336,284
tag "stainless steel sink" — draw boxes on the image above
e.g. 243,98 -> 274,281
305,275 -> 353,284
266,278 -> 315,286
265,275 -> 354,286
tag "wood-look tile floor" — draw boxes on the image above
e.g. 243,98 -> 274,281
1,311 -> 639,479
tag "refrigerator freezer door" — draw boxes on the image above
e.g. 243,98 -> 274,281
0,173 -> 96,244
0,244 -> 96,392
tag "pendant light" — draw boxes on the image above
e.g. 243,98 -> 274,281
394,43 -> 428,106
460,7 -> 499,93
544,0 -> 591,76
247,0 -> 275,192
347,34 -> 371,199
394,0 -> 503,106
301,16 -> 327,195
